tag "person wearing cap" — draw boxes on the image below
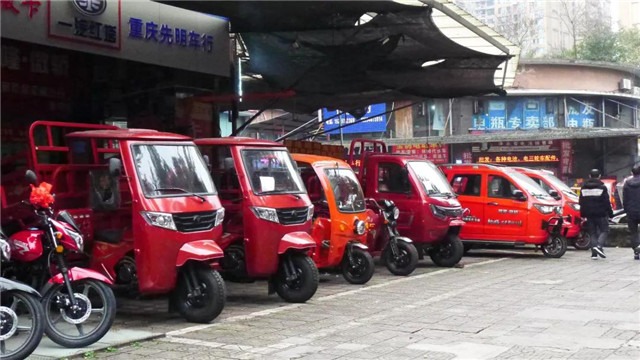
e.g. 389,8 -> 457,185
579,169 -> 613,260
622,164 -> 640,260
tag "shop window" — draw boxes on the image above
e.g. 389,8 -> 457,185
451,174 -> 481,196
487,175 -> 518,199
378,163 -> 411,193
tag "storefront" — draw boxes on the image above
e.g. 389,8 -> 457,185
1,0 -> 229,135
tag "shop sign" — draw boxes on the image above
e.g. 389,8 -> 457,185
471,98 -> 556,131
462,151 -> 473,163
1,0 -> 229,76
472,140 -> 557,153
477,154 -> 559,164
560,140 -> 573,180
389,143 -> 449,164
566,100 -> 596,128
49,0 -> 121,49
322,104 -> 387,134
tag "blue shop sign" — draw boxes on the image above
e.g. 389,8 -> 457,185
566,101 -> 596,128
322,104 -> 387,134
128,17 -> 214,52
471,99 -> 556,131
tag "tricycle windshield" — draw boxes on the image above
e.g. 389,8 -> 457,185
543,173 -> 578,199
509,171 -> 552,199
241,149 -> 305,195
324,168 -> 365,213
132,144 -> 217,198
408,161 -> 454,197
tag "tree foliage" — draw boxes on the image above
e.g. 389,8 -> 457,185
574,27 -> 640,65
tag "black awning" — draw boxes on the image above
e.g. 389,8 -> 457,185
159,1 -> 510,113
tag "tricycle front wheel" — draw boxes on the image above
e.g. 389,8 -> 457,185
275,254 -> 319,303
542,236 -> 568,258
175,266 -> 226,323
342,247 -> 375,285
429,233 -> 464,267
573,230 -> 591,250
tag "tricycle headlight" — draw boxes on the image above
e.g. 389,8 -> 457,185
569,203 -> 580,211
355,220 -> 366,235
251,207 -> 279,223
1,239 -> 11,261
68,230 -> 84,252
430,204 -> 447,220
142,211 -> 177,231
533,204 -> 554,215
307,205 -> 314,221
215,208 -> 225,227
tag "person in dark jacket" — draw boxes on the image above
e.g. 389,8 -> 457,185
579,169 -> 612,259
622,164 -> 640,260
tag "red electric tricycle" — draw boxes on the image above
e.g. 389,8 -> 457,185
348,139 -> 465,267
3,121 -> 227,323
197,138 -> 319,303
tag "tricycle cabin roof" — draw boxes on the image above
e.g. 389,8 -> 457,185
292,154 -> 351,168
195,137 -> 285,147
66,129 -> 192,141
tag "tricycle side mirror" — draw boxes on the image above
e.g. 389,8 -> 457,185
109,157 -> 123,177
548,189 -> 560,200
512,189 -> 527,201
25,170 -> 38,185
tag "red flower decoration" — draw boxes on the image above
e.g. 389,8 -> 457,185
30,182 -> 54,208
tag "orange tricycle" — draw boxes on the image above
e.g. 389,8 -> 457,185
293,154 -> 375,285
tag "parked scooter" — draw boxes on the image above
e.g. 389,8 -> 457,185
293,154 -> 375,284
365,199 -> 419,276
1,235 -> 45,360
3,172 -> 116,348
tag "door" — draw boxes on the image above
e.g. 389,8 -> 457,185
449,173 -> 484,238
484,174 -> 528,240
374,161 -> 422,241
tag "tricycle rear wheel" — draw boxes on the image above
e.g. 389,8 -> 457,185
342,248 -> 375,285
429,233 -> 464,267
175,266 -> 226,323
275,254 -> 319,303
542,236 -> 568,258
384,241 -> 418,276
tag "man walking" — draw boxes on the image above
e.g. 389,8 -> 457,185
579,169 -> 612,260
622,165 -> 640,260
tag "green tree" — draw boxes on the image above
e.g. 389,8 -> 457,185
616,28 -> 640,66
573,27 -> 640,66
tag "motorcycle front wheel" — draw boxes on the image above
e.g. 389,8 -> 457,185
341,247 -> 375,285
42,279 -> 116,348
275,254 -> 319,303
0,291 -> 45,360
384,241 -> 418,276
573,230 -> 591,250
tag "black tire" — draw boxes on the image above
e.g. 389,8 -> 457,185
0,291 -> 45,360
429,234 -> 464,267
341,247 -> 375,285
573,230 -> 591,250
175,266 -> 226,323
463,243 -> 473,255
542,236 -> 568,258
43,280 -> 116,348
275,254 -> 319,303
384,241 -> 419,276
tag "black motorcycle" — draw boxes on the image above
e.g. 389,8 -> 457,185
365,199 -> 419,276
1,236 -> 45,360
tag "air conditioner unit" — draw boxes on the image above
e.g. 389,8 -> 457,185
633,86 -> 640,96
619,78 -> 632,91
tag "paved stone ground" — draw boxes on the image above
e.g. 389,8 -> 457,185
58,248 -> 639,359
